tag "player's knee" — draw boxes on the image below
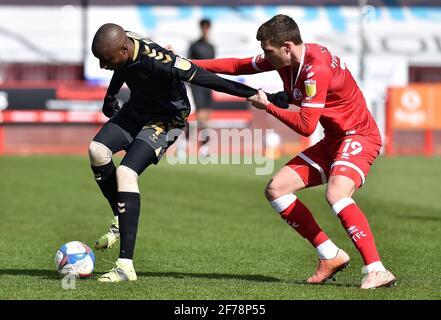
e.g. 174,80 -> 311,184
325,187 -> 348,206
265,179 -> 287,201
89,141 -> 112,166
116,165 -> 139,193
264,181 -> 275,201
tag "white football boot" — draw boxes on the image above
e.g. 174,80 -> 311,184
98,259 -> 137,283
94,216 -> 120,250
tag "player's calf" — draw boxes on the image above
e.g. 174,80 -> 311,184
89,140 -> 120,216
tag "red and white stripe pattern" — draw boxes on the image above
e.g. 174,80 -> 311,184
299,152 -> 327,184
331,197 -> 355,216
301,102 -> 325,108
251,55 -> 264,72
269,194 -> 297,213
331,160 -> 366,185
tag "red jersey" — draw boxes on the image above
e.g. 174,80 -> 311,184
193,43 -> 381,143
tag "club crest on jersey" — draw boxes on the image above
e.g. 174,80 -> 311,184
292,88 -> 303,100
174,57 -> 192,71
304,79 -> 316,98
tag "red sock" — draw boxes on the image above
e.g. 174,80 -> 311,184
270,194 -> 328,247
332,198 -> 380,265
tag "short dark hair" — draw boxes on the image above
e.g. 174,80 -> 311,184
200,19 -> 211,28
256,14 -> 302,47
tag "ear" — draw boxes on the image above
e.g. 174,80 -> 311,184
121,43 -> 129,55
282,41 -> 292,54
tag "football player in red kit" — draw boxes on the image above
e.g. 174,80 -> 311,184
193,14 -> 396,289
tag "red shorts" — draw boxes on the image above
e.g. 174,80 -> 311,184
286,135 -> 381,188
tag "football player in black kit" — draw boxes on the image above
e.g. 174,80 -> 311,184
89,23 -> 288,282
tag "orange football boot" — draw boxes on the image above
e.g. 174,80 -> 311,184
361,270 -> 396,289
307,249 -> 350,283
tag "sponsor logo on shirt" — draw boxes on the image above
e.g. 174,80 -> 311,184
174,57 -> 192,71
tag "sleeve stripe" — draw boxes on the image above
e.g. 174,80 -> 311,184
301,102 -> 325,108
251,55 -> 263,71
188,70 -> 197,82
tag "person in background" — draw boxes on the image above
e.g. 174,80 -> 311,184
187,19 -> 216,157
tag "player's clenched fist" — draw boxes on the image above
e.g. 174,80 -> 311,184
248,89 -> 270,110
102,95 -> 121,118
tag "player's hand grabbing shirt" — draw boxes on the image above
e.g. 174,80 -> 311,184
104,31 -> 288,120
193,44 -> 380,141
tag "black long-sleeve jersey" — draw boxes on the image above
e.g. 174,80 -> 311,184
106,31 -> 288,121
106,31 -> 245,119
106,31 -> 195,119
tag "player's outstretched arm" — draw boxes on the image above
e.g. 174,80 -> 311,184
163,45 -> 263,75
189,67 -> 289,108
139,44 -> 286,108
193,55 -> 274,76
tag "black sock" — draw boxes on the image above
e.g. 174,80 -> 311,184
91,161 -> 119,217
118,192 -> 141,259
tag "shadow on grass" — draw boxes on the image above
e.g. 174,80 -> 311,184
127,271 -> 359,288
0,269 -> 60,280
135,271 -> 282,283
0,269 -> 282,283
285,279 -> 359,288
0,269 -> 359,288
396,214 -> 441,222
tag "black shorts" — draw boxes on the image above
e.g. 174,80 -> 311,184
93,104 -> 186,168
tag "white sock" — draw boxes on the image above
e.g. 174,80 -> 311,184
363,261 -> 387,273
269,194 -> 297,213
117,258 -> 133,268
316,240 -> 339,260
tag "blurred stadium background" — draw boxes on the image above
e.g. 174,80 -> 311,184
1,0 -> 440,156
1,0 -> 441,301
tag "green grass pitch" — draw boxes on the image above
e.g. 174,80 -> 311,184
0,155 -> 440,300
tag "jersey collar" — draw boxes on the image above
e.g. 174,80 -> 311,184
132,38 -> 140,62
125,38 -> 142,68
291,43 -> 306,92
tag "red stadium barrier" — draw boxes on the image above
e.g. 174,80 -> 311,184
0,81 -> 309,157
0,109 -> 255,155
1,110 -> 107,124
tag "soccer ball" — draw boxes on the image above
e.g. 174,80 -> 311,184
55,241 -> 95,278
